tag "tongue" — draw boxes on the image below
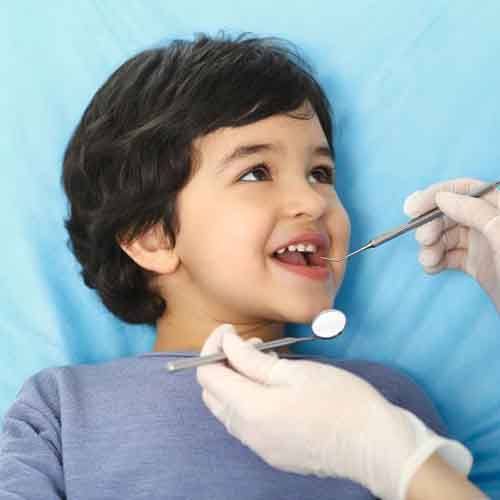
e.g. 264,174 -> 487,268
274,251 -> 308,266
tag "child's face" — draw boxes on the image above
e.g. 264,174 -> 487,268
164,102 -> 350,327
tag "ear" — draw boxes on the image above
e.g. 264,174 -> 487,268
118,225 -> 179,274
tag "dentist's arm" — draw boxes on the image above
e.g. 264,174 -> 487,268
197,325 -> 485,500
407,452 -> 486,500
404,177 -> 500,312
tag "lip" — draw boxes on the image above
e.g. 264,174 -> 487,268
271,257 -> 331,281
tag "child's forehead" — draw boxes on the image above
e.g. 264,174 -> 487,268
193,110 -> 326,161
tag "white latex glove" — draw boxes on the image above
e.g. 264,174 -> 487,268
404,177 -> 500,312
197,325 -> 472,500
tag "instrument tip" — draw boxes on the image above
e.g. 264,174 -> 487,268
319,256 -> 346,263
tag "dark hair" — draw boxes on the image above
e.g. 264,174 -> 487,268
62,31 -> 335,326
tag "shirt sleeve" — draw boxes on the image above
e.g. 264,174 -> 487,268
0,369 -> 65,499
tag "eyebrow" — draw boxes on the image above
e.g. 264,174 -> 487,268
216,142 -> 334,174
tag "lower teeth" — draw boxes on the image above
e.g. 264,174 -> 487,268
273,254 -> 312,267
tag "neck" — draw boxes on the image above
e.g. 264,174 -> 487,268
153,312 -> 286,353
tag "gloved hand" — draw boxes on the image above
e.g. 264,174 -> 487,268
404,177 -> 500,312
197,325 -> 472,500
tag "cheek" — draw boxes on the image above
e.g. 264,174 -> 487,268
224,207 -> 265,246
215,207 -> 271,271
329,202 -> 351,284
177,193 -> 265,269
329,197 -> 350,246
339,207 -> 351,246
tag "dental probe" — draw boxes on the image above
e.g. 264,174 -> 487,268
321,180 -> 500,263
165,309 -> 346,373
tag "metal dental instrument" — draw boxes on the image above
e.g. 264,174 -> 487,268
165,309 -> 346,373
321,180 -> 500,263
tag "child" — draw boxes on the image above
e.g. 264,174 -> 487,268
0,32 -> 451,499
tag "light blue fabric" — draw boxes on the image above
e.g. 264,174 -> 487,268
0,353 -> 447,499
1,1 -> 499,496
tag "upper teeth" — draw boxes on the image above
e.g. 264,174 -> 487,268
276,243 -> 317,254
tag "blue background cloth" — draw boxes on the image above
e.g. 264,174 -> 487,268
1,1 -> 499,495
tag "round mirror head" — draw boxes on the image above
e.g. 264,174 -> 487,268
312,309 -> 346,339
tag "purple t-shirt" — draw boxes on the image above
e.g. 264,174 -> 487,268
0,352 -> 447,499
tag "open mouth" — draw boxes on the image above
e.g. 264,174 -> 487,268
270,248 -> 331,281
271,249 -> 326,268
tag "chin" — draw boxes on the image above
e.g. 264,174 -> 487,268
288,296 -> 337,324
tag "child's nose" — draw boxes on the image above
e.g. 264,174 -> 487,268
277,180 -> 329,219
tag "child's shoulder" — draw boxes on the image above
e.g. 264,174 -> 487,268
24,354 -> 146,383
12,355 -> 152,413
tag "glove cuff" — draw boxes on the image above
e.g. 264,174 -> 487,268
397,409 -> 473,500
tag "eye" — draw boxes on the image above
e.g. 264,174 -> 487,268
238,163 -> 335,184
238,164 -> 271,182
313,166 -> 335,184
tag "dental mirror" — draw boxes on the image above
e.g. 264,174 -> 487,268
165,309 -> 347,373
